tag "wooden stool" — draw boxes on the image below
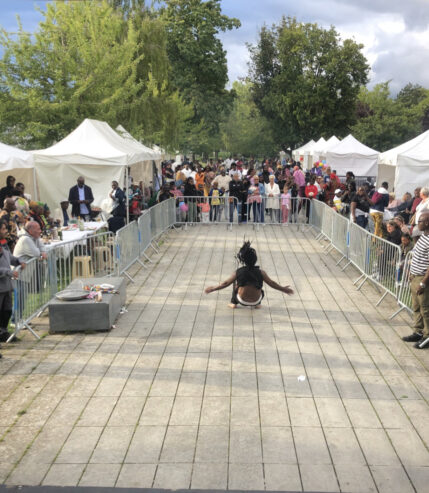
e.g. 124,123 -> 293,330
94,246 -> 112,272
72,256 -> 93,279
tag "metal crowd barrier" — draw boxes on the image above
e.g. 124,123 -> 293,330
116,221 -> 142,281
9,230 -> 116,341
390,250 -> 413,319
308,199 -> 403,309
174,196 -> 239,224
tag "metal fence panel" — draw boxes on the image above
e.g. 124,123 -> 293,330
321,205 -> 334,239
331,213 -> 349,258
116,221 -> 140,275
348,221 -> 369,274
174,196 -> 239,224
393,250 -> 413,316
310,199 -> 325,232
138,211 -> 152,256
364,231 -> 401,298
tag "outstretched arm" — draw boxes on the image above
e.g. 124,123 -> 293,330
205,272 -> 237,294
261,270 -> 294,295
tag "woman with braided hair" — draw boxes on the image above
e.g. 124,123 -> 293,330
205,241 -> 294,308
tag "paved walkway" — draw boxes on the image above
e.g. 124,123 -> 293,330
1,224 -> 429,492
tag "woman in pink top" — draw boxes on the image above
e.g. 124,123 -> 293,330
293,166 -> 306,197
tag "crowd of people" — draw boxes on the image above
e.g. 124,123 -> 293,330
1,154 -> 428,357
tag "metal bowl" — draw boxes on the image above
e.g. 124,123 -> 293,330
55,289 -> 89,301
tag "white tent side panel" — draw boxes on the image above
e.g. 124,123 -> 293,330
327,153 -> 378,176
376,164 -> 396,191
394,156 -> 429,198
35,162 -> 124,212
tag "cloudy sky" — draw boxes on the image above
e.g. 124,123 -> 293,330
2,0 -> 429,94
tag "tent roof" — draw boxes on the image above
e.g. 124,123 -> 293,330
116,125 -> 161,161
293,139 -> 316,154
399,132 -> 429,163
379,130 -> 429,166
328,134 -> 378,157
33,119 -> 148,166
0,141 -> 34,170
324,136 -> 340,152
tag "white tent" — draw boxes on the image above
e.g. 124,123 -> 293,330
377,130 -> 429,193
33,119 -> 150,212
116,125 -> 162,186
0,142 -> 37,199
377,131 -> 429,197
309,137 -> 327,165
326,134 -> 379,177
292,139 -> 316,170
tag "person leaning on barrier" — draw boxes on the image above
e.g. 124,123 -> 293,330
0,219 -> 25,349
350,186 -> 372,229
402,211 -> 429,349
13,221 -> 47,263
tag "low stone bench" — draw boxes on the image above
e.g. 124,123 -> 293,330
48,276 -> 126,333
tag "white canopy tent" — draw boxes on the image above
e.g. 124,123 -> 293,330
377,130 -> 429,194
308,137 -> 327,167
0,142 -> 37,199
326,134 -> 379,177
315,136 -> 340,162
33,119 -> 150,213
377,131 -> 429,197
116,125 -> 162,187
292,139 -> 316,170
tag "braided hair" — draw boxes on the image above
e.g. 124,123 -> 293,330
237,240 -> 257,267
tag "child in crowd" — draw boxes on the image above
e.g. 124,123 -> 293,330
333,189 -> 344,213
281,184 -> 291,224
209,182 -> 222,222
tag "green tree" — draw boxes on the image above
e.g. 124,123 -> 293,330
0,0 -> 187,149
351,82 -> 427,151
248,17 -> 369,150
220,81 -> 275,157
160,0 -> 240,155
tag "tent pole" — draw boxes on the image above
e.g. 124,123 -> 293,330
126,166 -> 130,224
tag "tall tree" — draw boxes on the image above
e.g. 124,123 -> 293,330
220,81 -> 275,157
352,82 -> 429,151
160,0 -> 240,155
248,17 -> 369,150
0,0 -> 187,149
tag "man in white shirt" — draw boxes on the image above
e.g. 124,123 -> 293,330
214,168 -> 232,191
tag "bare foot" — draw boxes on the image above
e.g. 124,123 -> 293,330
228,303 -> 237,309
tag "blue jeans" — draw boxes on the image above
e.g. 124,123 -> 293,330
229,201 -> 241,223
252,202 -> 265,223
356,215 -> 368,229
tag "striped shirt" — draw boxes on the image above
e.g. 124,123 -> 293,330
410,234 -> 429,275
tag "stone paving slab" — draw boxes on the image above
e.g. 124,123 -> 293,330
1,224 -> 429,492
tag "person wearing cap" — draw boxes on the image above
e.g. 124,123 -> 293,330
333,189 -> 344,213
53,200 -> 71,227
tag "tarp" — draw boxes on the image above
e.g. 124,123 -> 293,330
326,134 -> 378,176
394,132 -> 429,197
33,119 -> 149,211
0,142 -> 36,199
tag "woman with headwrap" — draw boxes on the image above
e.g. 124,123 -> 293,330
204,241 -> 294,308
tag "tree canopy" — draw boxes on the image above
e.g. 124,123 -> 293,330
248,17 -> 369,151
0,0 -> 188,149
351,82 -> 429,151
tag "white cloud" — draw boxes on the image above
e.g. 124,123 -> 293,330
220,0 -> 429,94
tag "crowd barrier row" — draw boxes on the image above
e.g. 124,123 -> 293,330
8,195 -> 411,342
309,199 -> 409,318
9,199 -> 177,342
174,196 -> 311,226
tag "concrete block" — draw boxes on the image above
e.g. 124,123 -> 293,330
49,277 -> 126,333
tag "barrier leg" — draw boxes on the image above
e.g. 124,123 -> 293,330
356,277 -> 368,291
376,291 -> 389,306
353,273 -> 365,285
341,260 -> 351,272
336,255 -> 346,266
390,305 -> 405,320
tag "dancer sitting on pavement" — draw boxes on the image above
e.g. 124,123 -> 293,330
204,241 -> 294,308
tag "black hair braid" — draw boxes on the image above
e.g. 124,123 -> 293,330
237,240 -> 257,267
